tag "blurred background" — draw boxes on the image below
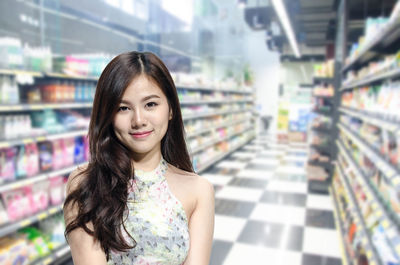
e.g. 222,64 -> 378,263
0,0 -> 400,264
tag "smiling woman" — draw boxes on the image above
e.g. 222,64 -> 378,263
63,51 -> 215,265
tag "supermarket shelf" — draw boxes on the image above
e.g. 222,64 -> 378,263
330,186 -> 351,265
313,94 -> 334,99
32,244 -> 71,265
308,160 -> 333,170
342,15 -> 400,72
180,99 -> 253,105
341,67 -> 400,90
186,119 -> 248,138
0,129 -> 87,148
0,69 -> 42,77
339,107 -> 400,132
182,108 -> 253,121
0,204 -> 63,238
197,133 -> 256,173
338,122 -> 400,190
336,162 -> 383,265
337,140 -> 400,241
0,102 -> 92,112
0,162 -> 87,193
176,85 -> 253,95
313,77 -> 334,83
313,108 -> 332,116
44,72 -> 98,81
310,143 -> 332,154
311,126 -> 332,134
190,125 -> 254,154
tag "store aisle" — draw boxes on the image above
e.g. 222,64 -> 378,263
201,134 -> 343,265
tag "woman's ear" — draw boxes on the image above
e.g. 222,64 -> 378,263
169,109 -> 173,120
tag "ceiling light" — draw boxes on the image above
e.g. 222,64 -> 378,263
238,0 -> 247,9
271,0 -> 301,58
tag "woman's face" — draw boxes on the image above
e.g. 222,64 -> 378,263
113,74 -> 172,157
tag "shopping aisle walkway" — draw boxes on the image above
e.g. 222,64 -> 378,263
201,134 -> 343,265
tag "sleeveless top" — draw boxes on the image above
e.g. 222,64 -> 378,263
107,157 -> 190,265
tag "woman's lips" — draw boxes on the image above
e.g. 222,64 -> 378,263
130,130 -> 153,139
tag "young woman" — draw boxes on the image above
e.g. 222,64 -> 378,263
63,51 -> 215,265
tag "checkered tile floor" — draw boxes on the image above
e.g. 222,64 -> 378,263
201,134 -> 342,265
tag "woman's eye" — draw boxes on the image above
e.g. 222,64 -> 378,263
118,106 -> 129,112
146,102 -> 158,108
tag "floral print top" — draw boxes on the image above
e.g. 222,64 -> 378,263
107,157 -> 190,265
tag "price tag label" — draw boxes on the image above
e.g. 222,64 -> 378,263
11,183 -> 22,190
11,105 -> 23,111
36,136 -> 46,142
22,138 -> 33,144
375,210 -> 383,218
38,213 -> 48,220
30,104 -> 42,110
20,220 -> 31,227
49,207 -> 60,214
392,176 -> 400,186
386,170 -> 395,178
382,219 -> 390,229
43,257 -> 53,265
377,161 -> 385,170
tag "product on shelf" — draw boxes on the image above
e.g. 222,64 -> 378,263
0,38 -> 23,70
306,164 -> 328,180
23,45 -> 52,72
343,51 -> 400,85
341,81 -> 400,119
314,84 -> 335,97
0,75 -> 19,104
0,214 -> 67,264
311,115 -> 332,130
0,136 -> 87,184
312,97 -> 333,113
313,60 -> 334,78
53,53 -> 111,77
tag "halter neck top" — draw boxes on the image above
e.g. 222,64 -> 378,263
107,157 -> 190,265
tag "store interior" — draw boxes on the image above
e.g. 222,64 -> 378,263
0,0 -> 400,264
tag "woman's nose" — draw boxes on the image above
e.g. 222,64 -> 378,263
132,108 -> 147,127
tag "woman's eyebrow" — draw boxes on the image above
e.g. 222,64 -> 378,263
120,95 -> 160,105
142,95 -> 161,101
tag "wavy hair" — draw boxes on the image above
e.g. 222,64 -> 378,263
64,51 -> 193,259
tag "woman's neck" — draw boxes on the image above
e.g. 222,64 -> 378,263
132,151 -> 163,172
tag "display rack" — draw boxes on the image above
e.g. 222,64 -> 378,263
0,69 -> 256,264
307,74 -> 339,193
332,3 -> 400,263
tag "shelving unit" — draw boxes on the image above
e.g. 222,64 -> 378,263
0,204 -> 63,238
0,68 -> 256,264
331,3 -> 400,263
336,161 -> 383,265
307,74 -> 339,193
330,185 -> 351,265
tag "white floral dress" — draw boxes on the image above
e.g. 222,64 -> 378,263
107,158 -> 190,265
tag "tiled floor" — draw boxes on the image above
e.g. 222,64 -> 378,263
201,134 -> 342,265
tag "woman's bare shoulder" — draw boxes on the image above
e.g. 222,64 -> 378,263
66,163 -> 89,194
167,164 -> 214,196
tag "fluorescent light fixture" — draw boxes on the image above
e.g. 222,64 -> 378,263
162,0 -> 193,26
238,0 -> 247,9
271,0 -> 301,58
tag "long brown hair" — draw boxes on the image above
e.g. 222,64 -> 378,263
64,51 -> 193,259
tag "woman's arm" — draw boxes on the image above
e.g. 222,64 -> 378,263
64,168 -> 108,265
184,176 -> 215,265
